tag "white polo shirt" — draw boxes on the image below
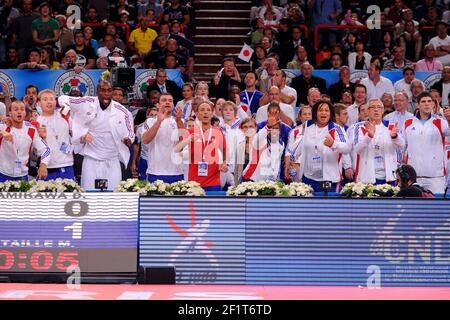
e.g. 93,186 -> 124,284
360,76 -> 395,100
255,102 -> 295,125
142,117 -> 183,176
281,85 -> 298,110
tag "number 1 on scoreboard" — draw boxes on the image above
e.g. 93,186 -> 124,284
64,223 -> 83,240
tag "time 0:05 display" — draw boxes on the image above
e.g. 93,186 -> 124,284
0,250 -> 79,271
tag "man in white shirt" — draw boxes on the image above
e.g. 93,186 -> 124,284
97,33 -> 123,58
256,86 -> 295,127
142,93 -> 185,183
403,91 -> 450,194
37,89 -> 74,180
259,69 -> 297,109
360,63 -> 394,100
429,21 -> 450,66
346,83 -> 367,126
0,101 -> 50,182
394,67 -> 424,100
384,92 -> 414,137
58,80 -> 135,191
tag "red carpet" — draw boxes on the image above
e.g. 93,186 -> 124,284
0,283 -> 449,300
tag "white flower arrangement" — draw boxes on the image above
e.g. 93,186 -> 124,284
168,180 -> 206,196
29,179 -> 84,193
115,178 -> 151,195
0,180 -> 31,192
368,184 -> 400,197
342,182 -> 399,197
341,182 -> 374,197
227,181 -> 285,197
147,180 -> 170,195
282,182 -> 314,197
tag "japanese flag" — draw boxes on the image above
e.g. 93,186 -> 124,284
238,43 -> 254,62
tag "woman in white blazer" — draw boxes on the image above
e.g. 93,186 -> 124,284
348,39 -> 372,71
298,100 -> 351,192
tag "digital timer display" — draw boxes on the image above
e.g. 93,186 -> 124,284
0,193 -> 139,280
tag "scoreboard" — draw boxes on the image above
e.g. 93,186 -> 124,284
0,192 -> 139,283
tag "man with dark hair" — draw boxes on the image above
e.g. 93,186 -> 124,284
11,0 -> 39,62
291,62 -> 327,106
403,91 -> 450,194
31,2 -> 60,47
329,66 -> 355,103
394,66 -> 423,99
360,63 -> 394,100
58,80 -> 135,191
431,66 -> 450,106
429,21 -> 450,66
211,57 -> 244,100
240,70 -> 263,116
347,83 -> 367,126
66,30 -> 96,69
383,46 -> 414,70
146,68 -> 183,103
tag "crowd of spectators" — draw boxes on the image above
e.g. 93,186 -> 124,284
0,0 -> 195,80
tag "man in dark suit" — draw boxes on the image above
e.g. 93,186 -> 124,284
279,25 -> 309,68
431,66 -> 450,107
146,68 -> 183,103
328,66 -> 355,103
291,62 -> 327,106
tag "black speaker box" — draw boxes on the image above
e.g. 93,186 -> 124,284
137,266 -> 176,284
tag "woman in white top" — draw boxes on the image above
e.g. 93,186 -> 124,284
354,99 -> 405,185
348,39 -> 372,71
175,82 -> 195,121
298,100 -> 351,192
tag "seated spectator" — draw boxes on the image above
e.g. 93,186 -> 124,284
381,93 -> 395,114
342,31 -> 357,56
429,21 -> 450,66
328,66 -> 355,104
109,0 -> 136,23
127,16 -> 158,58
251,44 -> 267,71
97,33 -> 123,58
31,2 -> 60,47
84,27 -> 100,53
259,69 -> 297,110
84,6 -> 105,40
119,10 -> 135,31
284,3 -> 305,25
279,25 -> 306,68
0,46 -> 20,69
261,6 -> 280,25
348,39 -> 372,70
316,44 -> 344,70
394,67 -> 423,100
431,66 -> 450,107
211,57 -> 244,100
410,79 -> 425,113
156,38 -> 187,69
17,47 -> 49,70
340,11 -> 364,26
137,0 -> 164,23
419,6 -> 439,44
414,0 -> 440,22
144,35 -> 167,68
170,20 -> 186,38
388,0 -> 409,25
383,46 -> 414,70
96,56 -> 108,69
347,83 -> 367,126
372,30 -> 395,66
163,0 -> 190,31
256,56 -> 278,93
394,8 -> 419,39
164,54 -> 188,81
146,68 -> 183,103
384,92 -> 413,136
40,46 -> 60,70
286,45 -> 308,70
361,63 -> 394,100
291,62 -> 327,106
66,30 -> 96,69
256,86 -> 295,127
104,23 -> 126,51
416,44 -> 444,71
399,20 -> 422,61
340,89 -> 354,107
262,27 -> 280,51
275,18 -> 292,45
254,0 -> 283,23
301,87 -> 322,109
59,49 -> 84,73
251,18 -> 265,47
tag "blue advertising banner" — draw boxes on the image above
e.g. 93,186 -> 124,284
0,69 -> 184,100
139,197 -> 450,286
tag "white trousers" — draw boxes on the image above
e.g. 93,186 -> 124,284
81,156 -> 122,191
417,176 -> 446,195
